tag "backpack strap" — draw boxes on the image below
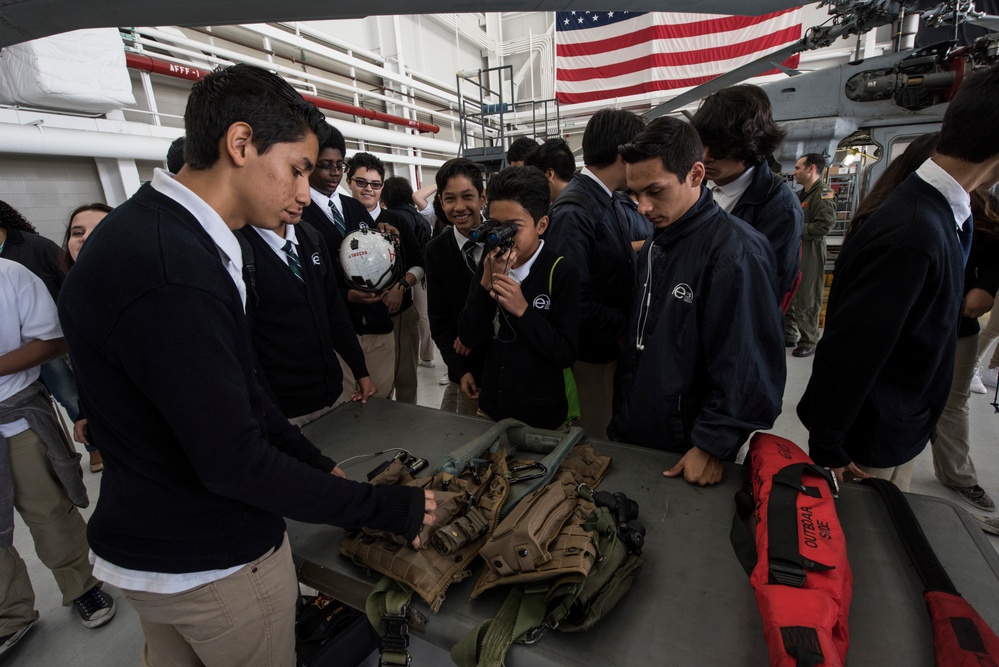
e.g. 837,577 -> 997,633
234,232 -> 258,309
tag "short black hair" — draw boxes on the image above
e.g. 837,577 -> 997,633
487,166 -> 550,223
524,138 -> 576,182
382,176 -> 414,209
582,109 -> 646,168
183,63 -> 330,170
320,124 -> 347,155
938,65 -> 999,163
507,137 -> 539,164
690,84 -> 784,166
619,117 -> 703,183
800,153 -> 826,173
166,136 -> 185,173
346,152 -> 385,180
433,158 -> 486,223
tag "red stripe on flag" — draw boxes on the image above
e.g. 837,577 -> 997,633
555,55 -> 800,105
557,27 -> 801,82
557,8 -> 800,57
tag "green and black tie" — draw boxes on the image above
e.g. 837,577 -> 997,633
283,240 -> 304,283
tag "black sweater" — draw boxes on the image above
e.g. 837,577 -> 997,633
239,223 -> 367,419
797,174 -> 964,468
58,184 -> 424,573
424,228 -> 485,384
457,244 -> 580,429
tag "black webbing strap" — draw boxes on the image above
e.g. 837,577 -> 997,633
768,463 -> 836,587
780,626 -> 825,667
861,478 -> 958,595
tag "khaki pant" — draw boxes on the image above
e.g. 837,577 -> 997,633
573,360 -> 616,441
978,308 -> 999,368
391,307 -> 420,404
413,281 -> 435,363
932,334 -> 979,488
440,381 -> 478,416
854,459 -> 916,493
339,332 -> 396,401
0,428 -> 97,635
287,403 -> 337,428
124,534 -> 298,667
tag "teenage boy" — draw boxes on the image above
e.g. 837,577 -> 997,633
798,65 -> 999,489
59,64 -> 434,665
611,117 -> 785,487
523,138 -> 575,204
1,259 -> 115,658
545,109 -> 645,440
346,152 -> 426,404
457,166 -> 580,430
424,158 -> 488,415
238,206 -> 375,426
690,84 -> 802,305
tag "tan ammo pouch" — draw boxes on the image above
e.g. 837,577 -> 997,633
339,448 -> 509,612
471,444 -> 611,599
342,419 -> 590,613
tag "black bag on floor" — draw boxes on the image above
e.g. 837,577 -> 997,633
296,594 -> 379,667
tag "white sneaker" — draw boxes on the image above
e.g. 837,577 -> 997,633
438,373 -> 449,386
971,367 -> 988,394
983,366 -> 999,389
418,359 -> 435,368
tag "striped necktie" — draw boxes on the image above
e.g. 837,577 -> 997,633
282,240 -> 304,283
462,239 -> 477,274
328,199 -> 347,237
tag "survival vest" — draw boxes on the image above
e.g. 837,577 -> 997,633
732,433 -> 852,667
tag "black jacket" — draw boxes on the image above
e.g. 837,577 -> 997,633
424,227 -> 485,384
457,244 -> 580,429
545,172 -> 636,364
0,227 -> 64,300
609,187 -> 785,459
730,162 -> 803,301
59,184 -> 424,574
239,223 -> 367,419
797,174 -> 965,468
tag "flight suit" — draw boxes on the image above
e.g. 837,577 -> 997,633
786,180 -> 837,349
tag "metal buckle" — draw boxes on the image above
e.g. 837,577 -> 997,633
380,612 -> 410,665
520,623 -> 552,645
507,462 -> 547,484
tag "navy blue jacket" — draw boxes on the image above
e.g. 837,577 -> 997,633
731,162 -> 803,301
797,173 -> 965,468
59,184 -> 424,574
545,172 -> 637,364
610,187 -> 785,459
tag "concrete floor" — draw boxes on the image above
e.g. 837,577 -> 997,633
6,350 -> 999,665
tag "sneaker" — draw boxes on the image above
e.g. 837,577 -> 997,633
418,359 -> 435,368
438,373 -> 449,386
0,616 -> 38,658
970,367 -> 988,394
73,586 -> 116,629
950,484 -> 996,512
983,366 -> 999,389
974,515 -> 999,536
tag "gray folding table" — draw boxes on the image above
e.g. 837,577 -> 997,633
286,399 -> 999,666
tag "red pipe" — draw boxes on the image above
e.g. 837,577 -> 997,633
125,52 -> 440,134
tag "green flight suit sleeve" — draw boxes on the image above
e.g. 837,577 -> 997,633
802,186 -> 838,241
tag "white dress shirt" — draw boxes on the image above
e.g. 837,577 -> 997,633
915,158 -> 972,231
252,224 -> 300,267
508,240 -> 545,285
310,187 -> 344,224
452,225 -> 483,267
707,165 -> 755,214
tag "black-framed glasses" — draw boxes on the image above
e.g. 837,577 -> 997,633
351,177 -> 383,190
317,161 -> 346,173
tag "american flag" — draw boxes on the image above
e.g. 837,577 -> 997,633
555,10 -> 803,105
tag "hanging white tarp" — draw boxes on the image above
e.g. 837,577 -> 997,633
0,28 -> 135,112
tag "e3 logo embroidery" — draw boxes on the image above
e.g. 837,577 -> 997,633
672,283 -> 693,304
533,294 -> 551,310
311,253 -> 321,266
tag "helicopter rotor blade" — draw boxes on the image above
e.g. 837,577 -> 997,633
644,40 -> 804,119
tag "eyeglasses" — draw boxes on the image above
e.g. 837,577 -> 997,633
351,177 -> 383,191
316,161 -> 346,173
